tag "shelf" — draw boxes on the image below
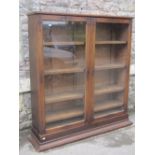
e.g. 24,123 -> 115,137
95,85 -> 124,95
95,100 -> 123,113
46,116 -> 83,128
44,41 -> 126,46
44,67 -> 85,75
95,108 -> 124,118
46,100 -> 123,123
95,64 -> 126,71
45,91 -> 83,104
44,41 -> 85,46
44,63 -> 125,75
45,85 -> 123,104
95,41 -> 127,45
46,107 -> 83,123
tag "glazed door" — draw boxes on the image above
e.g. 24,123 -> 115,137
94,21 -> 129,119
41,17 -> 129,132
42,18 -> 87,130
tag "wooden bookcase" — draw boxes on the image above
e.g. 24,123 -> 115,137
28,12 -> 132,151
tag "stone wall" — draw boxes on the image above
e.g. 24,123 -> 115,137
19,0 -> 135,130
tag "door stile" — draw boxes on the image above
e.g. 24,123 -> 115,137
85,18 -> 96,123
123,20 -> 132,113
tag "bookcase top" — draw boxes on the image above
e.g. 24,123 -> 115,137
28,12 -> 133,19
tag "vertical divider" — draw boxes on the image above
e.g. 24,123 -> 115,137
85,18 -> 96,123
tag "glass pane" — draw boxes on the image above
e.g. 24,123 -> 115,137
94,23 -> 128,118
94,92 -> 124,118
96,23 -> 128,41
46,98 -> 84,128
43,21 -> 85,70
42,21 -> 86,128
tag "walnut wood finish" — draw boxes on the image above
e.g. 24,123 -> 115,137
28,12 -> 132,151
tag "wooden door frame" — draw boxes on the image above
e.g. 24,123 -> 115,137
90,17 -> 132,125
85,17 -> 96,123
39,14 -> 89,137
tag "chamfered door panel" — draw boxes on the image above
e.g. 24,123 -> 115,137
94,22 -> 129,118
42,20 -> 87,129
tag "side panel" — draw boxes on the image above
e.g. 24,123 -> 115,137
123,20 -> 132,112
28,15 -> 45,136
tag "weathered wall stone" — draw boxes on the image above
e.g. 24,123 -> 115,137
19,0 -> 135,130
19,93 -> 31,130
128,75 -> 135,111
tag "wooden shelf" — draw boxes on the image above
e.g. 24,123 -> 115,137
95,40 -> 127,45
44,41 -> 126,46
95,64 -> 126,71
46,107 -> 83,123
45,91 -> 83,104
45,85 -> 123,104
95,100 -> 123,113
44,67 -> 85,75
95,108 -> 124,118
46,117 -> 83,128
46,100 -> 123,123
95,85 -> 124,95
44,41 -> 85,46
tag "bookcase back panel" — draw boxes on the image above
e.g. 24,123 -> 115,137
95,69 -> 126,87
95,45 -> 128,65
45,73 -> 85,95
96,23 -> 128,41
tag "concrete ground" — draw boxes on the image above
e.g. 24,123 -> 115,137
19,113 -> 135,155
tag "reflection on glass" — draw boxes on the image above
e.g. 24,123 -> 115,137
45,73 -> 85,96
42,20 -> 86,128
43,21 -> 85,70
43,21 -> 85,42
